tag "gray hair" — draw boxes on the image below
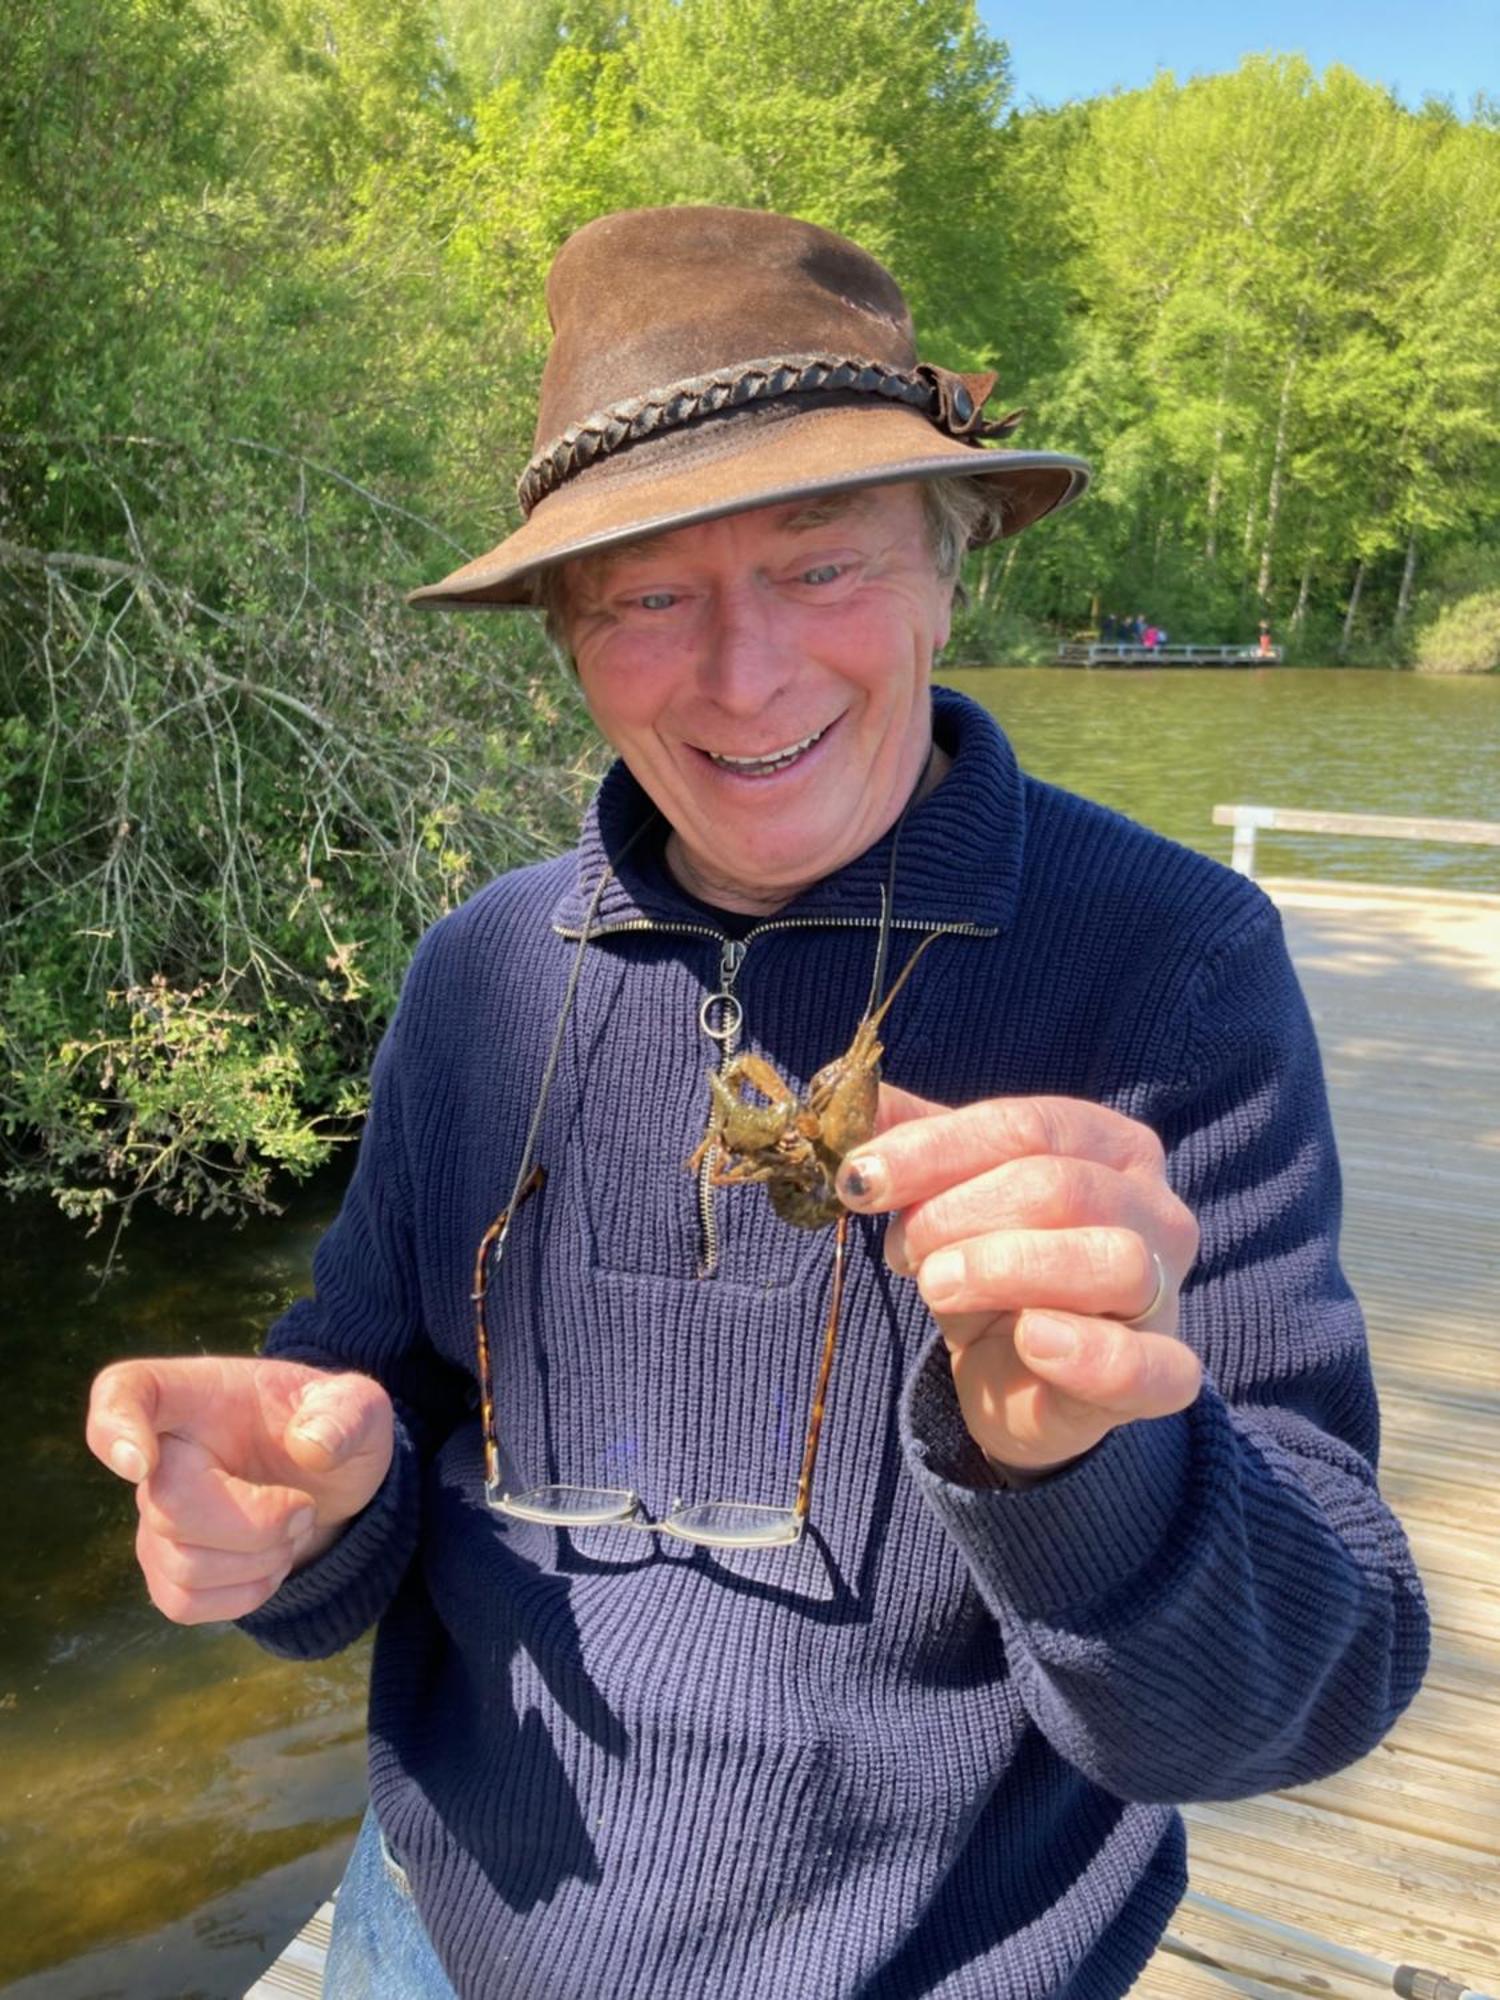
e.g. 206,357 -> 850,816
921,473 -> 998,583
531,474 -> 997,656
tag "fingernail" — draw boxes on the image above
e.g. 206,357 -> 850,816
883,1223 -> 913,1276
288,1507 -> 316,1539
109,1439 -> 147,1483
839,1155 -> 886,1206
294,1415 -> 345,1456
1020,1315 -> 1078,1360
919,1247 -> 964,1308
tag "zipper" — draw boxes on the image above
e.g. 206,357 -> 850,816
553,911 -> 995,1277
553,914 -> 993,948
695,936 -> 747,1277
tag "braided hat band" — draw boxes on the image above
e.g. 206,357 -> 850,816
517,354 -> 1024,519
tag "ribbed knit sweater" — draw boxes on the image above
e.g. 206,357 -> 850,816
242,687 -> 1428,2000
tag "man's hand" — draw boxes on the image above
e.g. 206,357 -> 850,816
838,1089 -> 1202,1477
86,1356 -> 395,1623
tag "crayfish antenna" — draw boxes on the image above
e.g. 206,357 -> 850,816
865,928 -> 949,1032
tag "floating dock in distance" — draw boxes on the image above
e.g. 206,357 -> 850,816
1054,643 -> 1284,667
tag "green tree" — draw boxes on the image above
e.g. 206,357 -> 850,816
5,9 -> 1500,1231
989,59 -> 1500,657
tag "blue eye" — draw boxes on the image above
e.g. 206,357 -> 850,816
800,564 -> 845,586
637,591 -> 679,611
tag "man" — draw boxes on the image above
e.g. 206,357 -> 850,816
87,207 -> 1427,1999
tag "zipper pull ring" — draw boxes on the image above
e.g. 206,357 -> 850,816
699,938 -> 746,1045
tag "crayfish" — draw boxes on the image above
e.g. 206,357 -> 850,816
687,930 -> 945,1230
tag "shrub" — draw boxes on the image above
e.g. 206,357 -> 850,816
1411,591 -> 1500,675
0,441 -> 601,1230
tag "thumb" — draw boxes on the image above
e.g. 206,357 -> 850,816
283,1371 -> 393,1477
86,1357 -> 181,1486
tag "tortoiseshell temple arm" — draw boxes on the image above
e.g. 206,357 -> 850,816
792,1210 -> 848,1526
470,1166 -> 547,1496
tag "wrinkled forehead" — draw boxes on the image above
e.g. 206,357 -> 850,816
562,489 -> 888,593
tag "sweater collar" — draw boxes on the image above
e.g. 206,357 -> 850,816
550,685 -> 1025,936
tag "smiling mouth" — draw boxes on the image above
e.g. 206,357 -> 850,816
704,723 -> 830,778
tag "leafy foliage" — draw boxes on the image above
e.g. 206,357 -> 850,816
1412,591 -> 1500,673
0,436 -> 599,1229
990,62 -> 1500,657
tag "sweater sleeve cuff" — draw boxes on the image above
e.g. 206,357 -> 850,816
237,1408 -> 423,1659
900,1330 -> 1195,1624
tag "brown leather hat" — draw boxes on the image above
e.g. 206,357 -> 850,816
409,206 -> 1090,609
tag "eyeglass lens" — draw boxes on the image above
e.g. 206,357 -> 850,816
477,1190 -> 847,1552
488,1484 -> 804,1550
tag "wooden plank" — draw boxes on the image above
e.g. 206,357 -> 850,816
1168,884 -> 1500,1997
1145,1942 -> 1301,2000
1183,1789 -> 1499,1901
1159,1894 -> 1500,2000
1155,1924 -> 1379,2000
1404,1518 -> 1500,1582
1215,805 -> 1500,846
1380,1703 -> 1500,1780
1185,1804 -> 1500,1937
1274,1754 -> 1500,1856
1415,1645 -> 1500,1706
1372,1400 -> 1500,1457
245,1897 -> 333,1997
1416,1582 -> 1500,1652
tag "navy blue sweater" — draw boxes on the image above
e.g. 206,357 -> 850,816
243,688 -> 1428,1999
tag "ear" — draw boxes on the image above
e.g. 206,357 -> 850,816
933,575 -> 957,656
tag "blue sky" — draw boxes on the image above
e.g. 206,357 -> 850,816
979,1 -> 1499,114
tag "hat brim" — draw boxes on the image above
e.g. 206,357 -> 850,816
407,402 -> 1089,609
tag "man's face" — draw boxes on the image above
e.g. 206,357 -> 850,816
562,483 -> 954,913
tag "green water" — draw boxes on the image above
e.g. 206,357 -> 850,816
946,666 -> 1499,889
2,667 -> 1495,1998
0,1177 -> 369,2000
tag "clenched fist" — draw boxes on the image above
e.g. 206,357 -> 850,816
86,1356 -> 394,1623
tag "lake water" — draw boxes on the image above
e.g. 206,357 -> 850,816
3,667 -> 1495,1998
946,666 -> 1499,889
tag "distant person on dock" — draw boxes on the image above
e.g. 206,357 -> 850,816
87,206 -> 1427,2000
1259,618 -> 1275,657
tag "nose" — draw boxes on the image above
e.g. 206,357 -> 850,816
697,580 -> 792,716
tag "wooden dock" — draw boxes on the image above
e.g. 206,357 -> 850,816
1151,877 -> 1500,2000
249,878 -> 1499,2000
1056,643 -> 1285,667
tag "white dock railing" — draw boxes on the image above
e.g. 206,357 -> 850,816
1212,804 -> 1500,878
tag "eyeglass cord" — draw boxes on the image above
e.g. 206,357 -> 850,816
494,750 -> 929,1277
491,816 -> 656,1276
863,761 -> 920,1021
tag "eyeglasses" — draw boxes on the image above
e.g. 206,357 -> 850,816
470,1171 -> 849,1550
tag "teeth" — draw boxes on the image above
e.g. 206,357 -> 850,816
709,726 -> 825,772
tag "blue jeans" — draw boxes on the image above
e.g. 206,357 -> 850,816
325,1805 -> 459,1998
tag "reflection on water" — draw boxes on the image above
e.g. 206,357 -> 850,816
3,668 -> 1495,1996
0,1174 -> 364,1997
